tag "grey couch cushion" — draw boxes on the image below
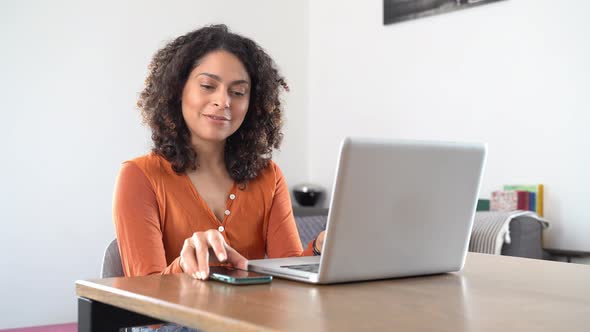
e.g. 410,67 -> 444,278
501,216 -> 544,259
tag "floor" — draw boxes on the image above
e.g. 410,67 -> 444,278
0,323 -> 77,332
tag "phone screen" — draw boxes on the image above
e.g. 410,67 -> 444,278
209,266 -> 272,285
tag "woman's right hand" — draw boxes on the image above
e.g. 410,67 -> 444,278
179,229 -> 247,280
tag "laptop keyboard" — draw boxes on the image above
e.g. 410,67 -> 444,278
281,263 -> 319,273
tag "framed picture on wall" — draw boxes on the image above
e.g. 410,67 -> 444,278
384,0 -> 507,25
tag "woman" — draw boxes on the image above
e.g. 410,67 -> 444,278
113,24 -> 325,282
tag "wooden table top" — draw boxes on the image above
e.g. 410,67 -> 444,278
76,253 -> 590,332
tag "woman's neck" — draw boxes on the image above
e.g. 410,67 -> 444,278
191,139 -> 226,173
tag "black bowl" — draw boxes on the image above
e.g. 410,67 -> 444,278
293,185 -> 323,207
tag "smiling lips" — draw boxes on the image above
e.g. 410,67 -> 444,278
204,114 -> 230,121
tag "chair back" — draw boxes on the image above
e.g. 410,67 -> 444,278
101,238 -> 124,278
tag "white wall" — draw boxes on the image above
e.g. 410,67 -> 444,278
309,0 -> 590,251
3,0 -> 589,328
0,0 -> 308,328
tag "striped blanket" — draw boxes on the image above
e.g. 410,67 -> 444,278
469,211 -> 550,255
295,215 -> 328,246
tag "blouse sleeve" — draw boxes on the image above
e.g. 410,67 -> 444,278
265,164 -> 315,258
112,162 -> 183,276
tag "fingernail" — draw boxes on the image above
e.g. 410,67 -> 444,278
198,272 -> 204,280
218,254 -> 226,261
192,272 -> 199,279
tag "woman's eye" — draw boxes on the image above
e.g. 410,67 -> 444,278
231,91 -> 246,97
200,84 -> 215,90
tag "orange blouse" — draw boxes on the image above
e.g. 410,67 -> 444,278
113,153 -> 314,277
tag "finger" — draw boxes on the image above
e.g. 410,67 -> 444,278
318,231 -> 326,247
198,231 -> 228,280
193,233 -> 210,280
224,243 -> 248,270
206,230 -> 228,263
180,238 -> 200,279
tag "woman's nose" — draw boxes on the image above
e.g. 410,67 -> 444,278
213,90 -> 230,108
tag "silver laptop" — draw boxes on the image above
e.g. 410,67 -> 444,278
248,137 -> 487,284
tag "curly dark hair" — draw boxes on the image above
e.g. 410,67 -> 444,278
137,24 -> 289,183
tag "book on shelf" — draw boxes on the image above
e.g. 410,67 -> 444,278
516,190 -> 529,210
528,192 -> 536,212
476,199 -> 490,211
490,190 -> 518,211
503,184 -> 544,216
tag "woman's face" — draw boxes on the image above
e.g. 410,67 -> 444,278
181,50 -> 251,145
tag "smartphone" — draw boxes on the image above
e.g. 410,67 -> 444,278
208,266 -> 272,285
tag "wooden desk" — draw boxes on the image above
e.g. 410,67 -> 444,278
76,253 -> 590,332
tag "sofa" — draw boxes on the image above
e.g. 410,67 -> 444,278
292,207 -> 546,259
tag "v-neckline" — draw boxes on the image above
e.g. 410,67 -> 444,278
183,174 -> 237,225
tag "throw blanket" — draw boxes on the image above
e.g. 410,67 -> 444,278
469,211 -> 550,255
